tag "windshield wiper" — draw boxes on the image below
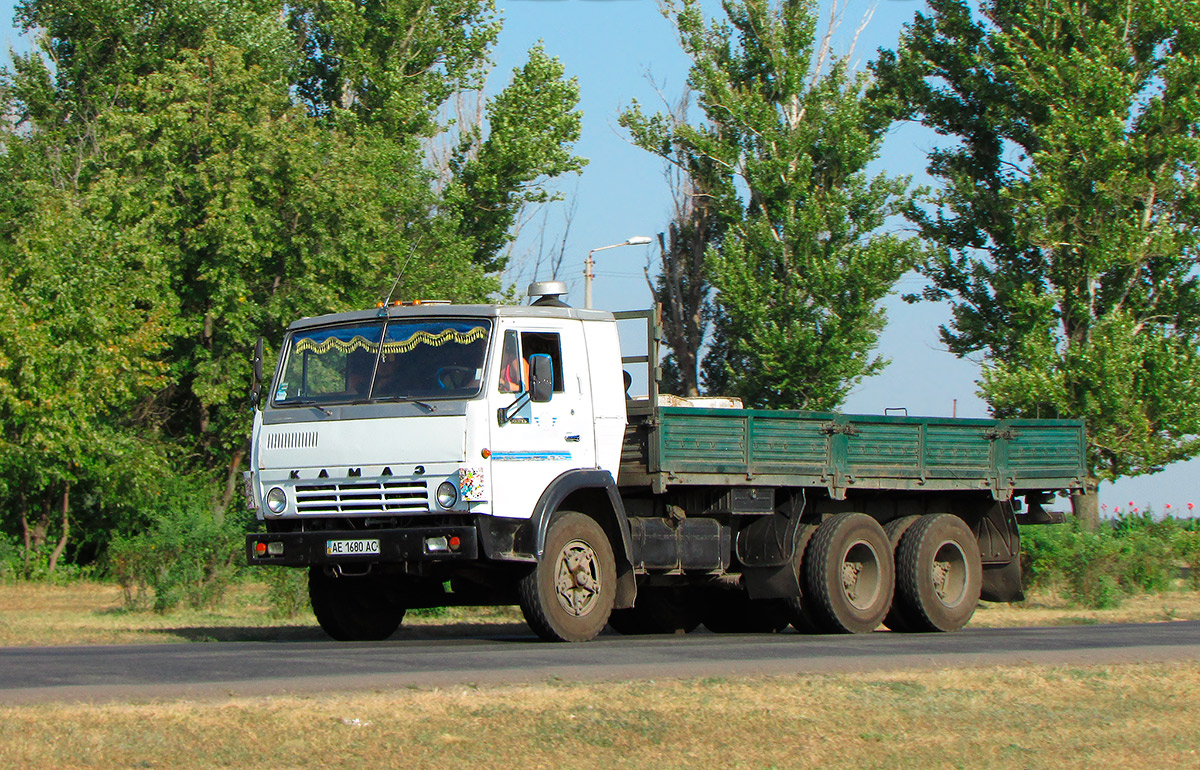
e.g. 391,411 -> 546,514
290,399 -> 334,416
373,395 -> 438,413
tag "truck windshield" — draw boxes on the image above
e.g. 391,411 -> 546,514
272,319 -> 491,406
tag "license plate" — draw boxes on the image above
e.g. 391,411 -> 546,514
326,539 -> 380,556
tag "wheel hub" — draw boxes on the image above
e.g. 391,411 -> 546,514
931,540 -> 968,607
554,539 -> 601,617
841,540 -> 882,610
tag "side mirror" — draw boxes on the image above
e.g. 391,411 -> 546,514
253,337 -> 265,383
529,354 -> 553,403
250,337 -> 265,408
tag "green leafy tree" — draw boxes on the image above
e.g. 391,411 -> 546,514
1,0 -> 585,561
873,0 -> 1200,526
445,43 -> 587,272
623,0 -> 922,409
0,146 -> 170,574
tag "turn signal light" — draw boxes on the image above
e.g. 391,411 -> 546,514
255,542 -> 267,555
449,535 -> 461,551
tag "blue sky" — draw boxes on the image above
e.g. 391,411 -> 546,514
3,0 -> 1196,514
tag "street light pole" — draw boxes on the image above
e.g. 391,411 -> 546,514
584,236 -> 653,309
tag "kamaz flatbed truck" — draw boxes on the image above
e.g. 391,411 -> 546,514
244,282 -> 1085,641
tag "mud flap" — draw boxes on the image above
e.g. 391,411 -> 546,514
981,557 -> 1024,603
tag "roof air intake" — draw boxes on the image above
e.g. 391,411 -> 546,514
528,281 -> 570,307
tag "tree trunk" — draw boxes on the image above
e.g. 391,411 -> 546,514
21,494 -> 54,578
216,449 -> 246,523
1070,478 -> 1100,531
19,493 -> 31,579
48,482 -> 70,575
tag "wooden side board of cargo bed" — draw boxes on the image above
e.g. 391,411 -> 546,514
618,404 -> 1087,501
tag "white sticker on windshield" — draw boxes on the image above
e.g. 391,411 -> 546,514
275,383 -> 288,400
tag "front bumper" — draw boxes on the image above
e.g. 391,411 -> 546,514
245,525 -> 479,567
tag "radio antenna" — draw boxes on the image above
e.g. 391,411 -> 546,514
381,237 -> 422,308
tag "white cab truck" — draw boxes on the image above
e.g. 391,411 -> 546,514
244,282 -> 1084,642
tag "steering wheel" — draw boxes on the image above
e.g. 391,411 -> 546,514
436,366 -> 475,389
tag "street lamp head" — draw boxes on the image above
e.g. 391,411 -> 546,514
584,235 -> 655,308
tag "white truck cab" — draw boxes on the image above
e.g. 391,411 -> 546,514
245,282 -> 634,641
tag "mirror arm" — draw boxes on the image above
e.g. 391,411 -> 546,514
497,391 -> 531,426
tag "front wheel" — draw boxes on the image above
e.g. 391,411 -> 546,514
519,512 -> 616,642
308,568 -> 406,641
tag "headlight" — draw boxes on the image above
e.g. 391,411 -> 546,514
265,487 -> 287,515
436,482 -> 459,509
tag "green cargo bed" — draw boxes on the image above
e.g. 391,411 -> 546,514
619,406 -> 1087,500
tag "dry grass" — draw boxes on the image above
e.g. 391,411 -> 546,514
971,589 -> 1200,627
1,663 -> 1198,769
2,580 -> 1200,647
3,583 -> 1198,767
0,581 -> 527,647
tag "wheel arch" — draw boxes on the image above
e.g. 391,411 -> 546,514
525,469 -> 637,609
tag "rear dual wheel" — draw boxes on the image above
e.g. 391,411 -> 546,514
888,514 -> 982,633
802,513 -> 895,634
881,516 -> 921,632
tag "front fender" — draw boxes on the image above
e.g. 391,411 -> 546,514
525,468 -> 637,609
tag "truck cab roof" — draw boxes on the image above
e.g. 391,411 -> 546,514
286,302 -> 616,332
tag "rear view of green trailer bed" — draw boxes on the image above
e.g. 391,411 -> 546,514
620,405 -> 1087,501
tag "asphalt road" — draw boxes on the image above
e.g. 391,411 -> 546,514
2,620 -> 1198,705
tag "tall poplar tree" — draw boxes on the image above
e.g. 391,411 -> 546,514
874,0 -> 1200,526
622,0 -> 922,409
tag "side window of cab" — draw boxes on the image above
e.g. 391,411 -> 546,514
496,330 -> 564,393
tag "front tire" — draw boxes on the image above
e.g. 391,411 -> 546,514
802,513 -> 894,634
308,568 -> 406,641
519,511 -> 616,642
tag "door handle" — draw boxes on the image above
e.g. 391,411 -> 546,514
565,434 -> 581,443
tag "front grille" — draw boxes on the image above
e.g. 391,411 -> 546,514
294,480 -> 429,514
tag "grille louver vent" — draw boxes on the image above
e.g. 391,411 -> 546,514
265,431 -> 319,450
294,481 -> 430,514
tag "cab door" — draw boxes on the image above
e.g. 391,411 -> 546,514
488,319 -> 595,519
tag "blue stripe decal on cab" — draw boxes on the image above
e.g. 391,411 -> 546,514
490,451 -> 573,461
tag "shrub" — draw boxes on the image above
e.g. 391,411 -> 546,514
108,505 -> 247,613
0,539 -> 98,584
1020,512 -> 1197,609
263,567 -> 311,618
0,534 -> 18,583
1174,526 -> 1200,590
